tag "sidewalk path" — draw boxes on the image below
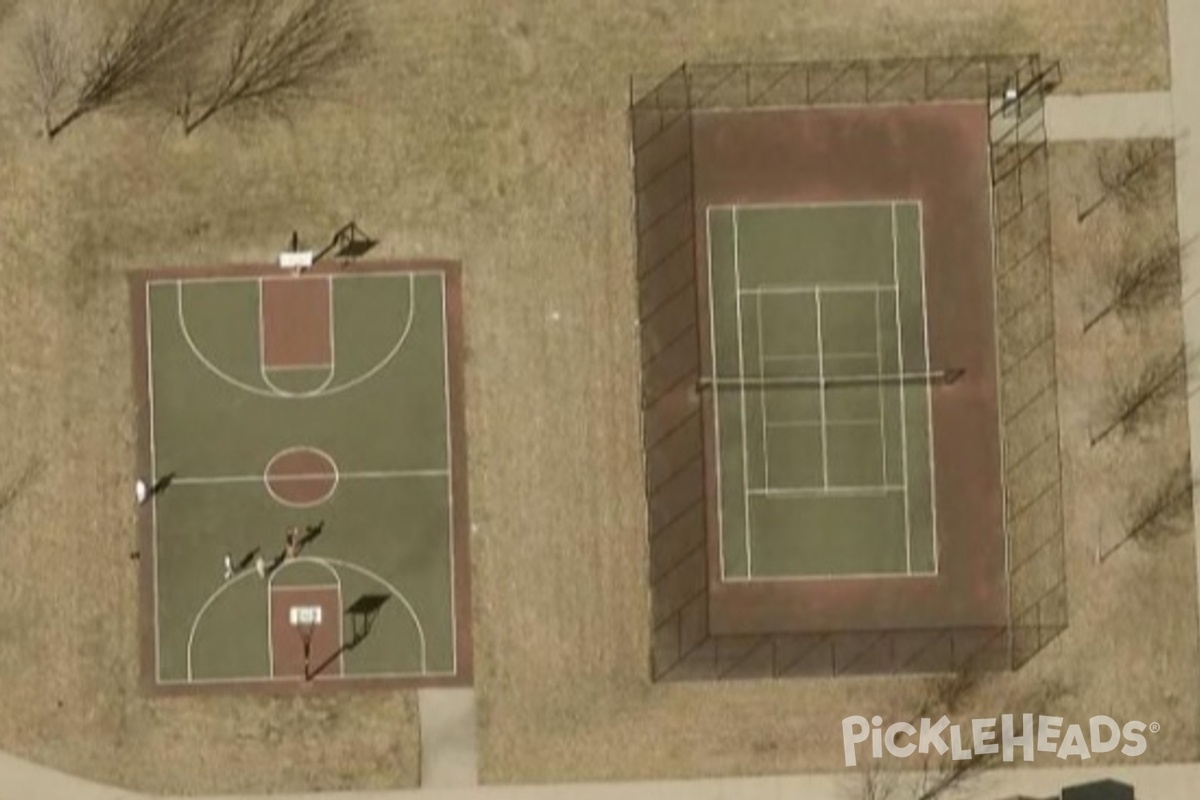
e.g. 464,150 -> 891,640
1044,92 -> 1173,140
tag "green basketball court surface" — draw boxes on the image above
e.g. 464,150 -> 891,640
131,262 -> 470,691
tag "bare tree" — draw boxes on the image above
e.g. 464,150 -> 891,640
174,0 -> 363,135
41,0 -> 210,139
1100,456 -> 1194,562
1083,237 -> 1187,333
1077,140 -> 1173,223
19,5 -> 75,138
1091,344 -> 1186,445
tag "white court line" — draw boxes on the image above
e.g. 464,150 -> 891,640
259,278 -> 337,396
267,561 -> 341,680
740,282 -> 898,296
145,286 -> 163,683
325,274 -> 337,388
755,292 -> 771,491
266,571 -> 275,679
706,208 -> 729,581
875,286 -> 889,485
174,274 -> 416,400
815,287 -> 829,488
263,363 -> 334,372
320,556 -> 428,673
722,567 -> 938,584
262,445 -> 340,509
708,198 -> 921,211
767,419 -> 880,429
439,272 -> 458,676
173,469 -> 448,486
186,556 -> 430,682
764,351 -> 880,361
749,485 -> 905,498
892,202 -> 913,575
915,201 -> 940,575
147,270 -> 446,288
185,568 -> 259,681
732,209 -> 754,578
271,583 -> 339,591
160,667 -> 458,686
257,277 -> 265,373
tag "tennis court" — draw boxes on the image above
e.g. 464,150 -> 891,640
130,261 -> 471,692
706,202 -> 941,580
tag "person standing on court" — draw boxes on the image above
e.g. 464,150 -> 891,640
285,527 -> 300,559
223,552 -> 234,581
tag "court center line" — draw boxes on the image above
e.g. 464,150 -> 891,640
815,287 -> 829,489
892,202 -> 913,575
173,469 -> 449,486
755,292 -> 771,492
705,208 -> 729,581
732,208 -> 754,578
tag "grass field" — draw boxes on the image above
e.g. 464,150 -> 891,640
0,0 -> 1180,793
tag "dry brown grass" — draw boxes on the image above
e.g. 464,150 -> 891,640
0,0 -> 1181,793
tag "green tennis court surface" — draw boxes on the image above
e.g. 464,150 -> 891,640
707,202 -> 937,580
139,267 -> 467,688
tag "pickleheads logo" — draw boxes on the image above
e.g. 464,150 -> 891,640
842,715 -> 1158,767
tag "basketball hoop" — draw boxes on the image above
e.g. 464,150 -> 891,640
280,230 -> 314,276
279,249 -> 314,277
288,605 -> 323,680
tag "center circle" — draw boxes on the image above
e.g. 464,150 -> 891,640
263,447 -> 339,508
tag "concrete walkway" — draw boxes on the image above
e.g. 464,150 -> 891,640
1044,92 -> 1174,140
5,6 -> 1200,800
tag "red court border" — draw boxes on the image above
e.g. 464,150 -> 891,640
691,104 -> 1008,635
128,260 -> 473,695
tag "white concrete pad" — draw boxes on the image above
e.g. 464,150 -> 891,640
418,688 -> 478,788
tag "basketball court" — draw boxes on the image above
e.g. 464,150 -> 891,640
129,261 -> 471,691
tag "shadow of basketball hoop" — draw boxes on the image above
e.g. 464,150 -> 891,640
303,592 -> 390,680
316,221 -> 378,265
345,592 -> 390,645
